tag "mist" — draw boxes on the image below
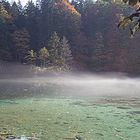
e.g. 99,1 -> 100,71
0,64 -> 140,140
0,68 -> 140,98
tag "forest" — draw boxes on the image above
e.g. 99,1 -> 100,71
0,1 -> 140,140
0,0 -> 140,74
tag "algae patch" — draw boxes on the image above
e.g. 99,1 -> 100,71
0,97 -> 140,140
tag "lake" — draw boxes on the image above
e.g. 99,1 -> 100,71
0,73 -> 140,140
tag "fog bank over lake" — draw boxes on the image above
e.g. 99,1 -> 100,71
0,71 -> 140,140
0,72 -> 140,98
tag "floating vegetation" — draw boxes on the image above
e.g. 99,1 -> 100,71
0,97 -> 140,140
0,134 -> 39,140
5,135 -> 39,140
71,101 -> 95,107
129,111 -> 140,115
135,119 -> 140,123
117,106 -> 131,109
65,135 -> 82,140
0,128 -> 13,138
95,133 -> 104,136
0,100 -> 18,105
86,116 -> 94,119
0,128 -> 39,140
99,98 -> 140,105
75,135 -> 82,140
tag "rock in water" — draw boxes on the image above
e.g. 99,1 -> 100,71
6,135 -> 28,140
20,136 -> 28,140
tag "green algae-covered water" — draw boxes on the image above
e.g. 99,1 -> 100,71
0,74 -> 140,140
0,96 -> 140,140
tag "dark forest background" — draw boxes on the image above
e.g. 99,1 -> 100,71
0,0 -> 140,74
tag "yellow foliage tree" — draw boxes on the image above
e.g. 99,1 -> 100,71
0,4 -> 11,22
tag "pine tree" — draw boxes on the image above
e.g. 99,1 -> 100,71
12,29 -> 30,62
71,0 -> 85,14
60,36 -> 73,70
25,49 -> 37,65
38,47 -> 49,68
24,0 -> 39,49
92,32 -> 106,70
10,2 -> 20,20
17,0 -> 23,14
0,44 -> 12,61
48,33 -> 73,70
0,4 -> 12,61
48,32 -> 61,66
24,1 -> 36,18
36,0 -> 41,9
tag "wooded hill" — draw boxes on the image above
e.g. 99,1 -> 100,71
0,0 -> 140,74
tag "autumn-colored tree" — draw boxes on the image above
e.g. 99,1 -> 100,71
118,0 -> 140,36
40,0 -> 81,46
0,0 -> 140,74
0,4 -> 11,22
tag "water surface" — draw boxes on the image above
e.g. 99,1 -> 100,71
0,74 -> 140,140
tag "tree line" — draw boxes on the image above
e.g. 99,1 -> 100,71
0,0 -> 140,73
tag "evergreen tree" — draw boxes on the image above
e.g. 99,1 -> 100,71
60,36 -> 73,69
71,0 -> 85,14
24,1 -> 36,18
92,32 -> 106,71
24,0 -> 39,49
17,0 -> 23,14
38,47 -> 49,68
25,49 -> 37,65
13,0 -> 25,29
0,3 -> 12,61
0,41 -> 12,61
12,29 -> 30,62
36,0 -> 41,9
48,32 -> 61,66
40,0 -> 81,46
10,2 -> 20,19
0,0 -> 140,73
48,33 -> 73,69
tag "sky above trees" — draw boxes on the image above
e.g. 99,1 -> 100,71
9,0 -> 36,5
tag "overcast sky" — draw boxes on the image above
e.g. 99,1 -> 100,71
9,0 -> 36,6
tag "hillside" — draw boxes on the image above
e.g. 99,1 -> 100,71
0,0 -> 140,74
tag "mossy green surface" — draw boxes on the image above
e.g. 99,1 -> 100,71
0,96 -> 140,140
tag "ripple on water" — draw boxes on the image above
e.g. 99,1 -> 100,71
117,106 -> 131,109
129,111 -> 140,115
135,119 -> 140,123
